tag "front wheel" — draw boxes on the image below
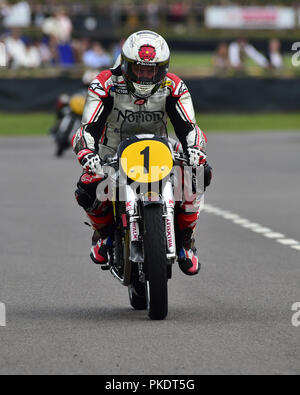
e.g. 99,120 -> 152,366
143,205 -> 168,320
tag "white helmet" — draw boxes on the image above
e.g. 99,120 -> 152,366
121,31 -> 170,99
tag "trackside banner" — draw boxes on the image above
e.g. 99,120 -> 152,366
205,6 -> 296,29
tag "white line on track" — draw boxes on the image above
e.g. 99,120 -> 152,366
202,204 -> 300,252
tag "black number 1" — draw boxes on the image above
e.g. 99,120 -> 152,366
141,146 -> 150,174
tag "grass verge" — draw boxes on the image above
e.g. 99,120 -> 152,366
195,112 -> 300,132
0,112 -> 300,137
0,112 -> 55,136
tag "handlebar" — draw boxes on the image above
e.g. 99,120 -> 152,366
95,152 -> 189,178
173,152 -> 188,166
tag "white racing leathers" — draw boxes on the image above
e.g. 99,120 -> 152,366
73,66 -> 208,234
73,67 -> 207,158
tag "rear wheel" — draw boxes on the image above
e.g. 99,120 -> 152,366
143,205 -> 168,320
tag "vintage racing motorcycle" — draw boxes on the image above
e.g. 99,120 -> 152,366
95,119 -> 203,321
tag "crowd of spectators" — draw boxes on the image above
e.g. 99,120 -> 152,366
0,1 -> 117,69
1,0 -> 300,33
0,27 -> 117,69
0,1 -> 162,69
0,0 -> 203,31
0,0 -> 199,69
0,1 -> 287,72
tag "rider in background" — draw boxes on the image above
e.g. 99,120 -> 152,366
72,31 -> 212,276
51,70 -> 98,157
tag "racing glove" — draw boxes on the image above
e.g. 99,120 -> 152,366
187,146 -> 207,168
77,149 -> 103,175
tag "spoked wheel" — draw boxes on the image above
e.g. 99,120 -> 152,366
143,205 -> 168,320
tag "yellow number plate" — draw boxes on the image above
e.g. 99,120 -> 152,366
120,140 -> 173,183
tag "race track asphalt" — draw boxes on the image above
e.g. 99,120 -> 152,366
0,133 -> 299,375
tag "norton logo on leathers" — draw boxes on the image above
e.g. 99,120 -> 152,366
114,109 -> 164,123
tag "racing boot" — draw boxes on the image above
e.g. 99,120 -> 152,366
90,230 -> 113,265
177,228 -> 201,276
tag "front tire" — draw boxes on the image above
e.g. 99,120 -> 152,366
143,205 -> 168,320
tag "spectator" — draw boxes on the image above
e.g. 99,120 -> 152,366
0,38 -> 7,67
38,37 -> 53,66
269,39 -> 283,69
23,40 -> 42,68
32,3 -> 47,28
229,38 -> 269,70
146,1 -> 160,29
47,35 -> 59,65
0,0 -> 9,17
213,42 -> 230,71
83,42 -> 111,69
42,7 -> 73,43
57,42 -> 75,67
126,3 -> 139,30
4,28 -> 26,68
2,0 -> 31,28
168,2 -> 189,25
110,1 -> 121,29
71,38 -> 86,64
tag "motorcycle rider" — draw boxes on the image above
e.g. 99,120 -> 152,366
72,31 -> 212,276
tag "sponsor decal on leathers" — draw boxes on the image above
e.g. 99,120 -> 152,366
114,109 -> 164,123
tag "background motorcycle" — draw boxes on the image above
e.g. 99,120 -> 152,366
50,70 -> 98,157
51,94 -> 86,157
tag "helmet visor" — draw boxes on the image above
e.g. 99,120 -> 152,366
123,60 -> 169,85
